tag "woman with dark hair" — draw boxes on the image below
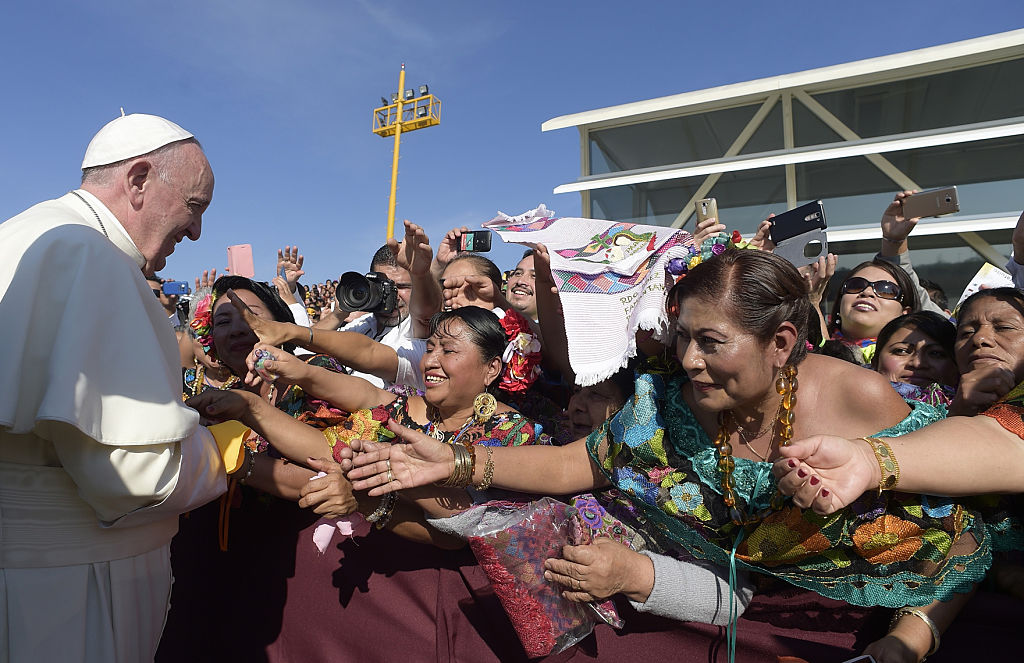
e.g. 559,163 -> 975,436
872,311 -> 959,407
182,305 -> 551,662
827,258 -> 918,364
344,248 -> 997,662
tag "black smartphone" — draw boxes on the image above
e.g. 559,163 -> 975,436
460,230 -> 492,252
769,200 -> 828,267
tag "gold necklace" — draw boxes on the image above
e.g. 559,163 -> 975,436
731,393 -> 785,461
713,364 -> 798,525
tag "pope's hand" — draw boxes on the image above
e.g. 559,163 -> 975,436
187,389 -> 261,425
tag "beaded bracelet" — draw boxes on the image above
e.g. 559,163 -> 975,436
365,492 -> 397,528
475,446 -> 495,490
238,447 -> 256,485
889,607 -> 940,658
860,436 -> 900,494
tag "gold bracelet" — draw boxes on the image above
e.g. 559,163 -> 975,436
860,436 -> 900,493
475,446 -> 495,490
462,440 -> 477,484
889,607 -> 940,658
307,326 -> 314,346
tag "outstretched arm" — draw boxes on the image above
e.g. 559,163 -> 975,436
389,219 -> 440,339
345,419 -> 608,496
773,415 -> 1024,515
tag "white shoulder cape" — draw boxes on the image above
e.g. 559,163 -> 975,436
0,192 -> 199,445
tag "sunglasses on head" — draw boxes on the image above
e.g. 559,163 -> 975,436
841,276 -> 903,301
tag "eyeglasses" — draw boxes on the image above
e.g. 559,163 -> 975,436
841,276 -> 903,301
151,288 -> 162,297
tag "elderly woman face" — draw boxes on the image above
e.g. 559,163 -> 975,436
838,265 -> 910,341
876,325 -> 958,388
955,295 -> 1024,384
674,295 -> 779,413
567,380 -> 627,439
212,289 -> 268,376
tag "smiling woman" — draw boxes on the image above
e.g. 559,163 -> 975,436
827,258 -> 917,364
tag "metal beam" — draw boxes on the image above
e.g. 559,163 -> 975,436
959,230 -> 1009,268
791,89 -> 920,190
782,92 -> 797,207
670,93 -> 780,228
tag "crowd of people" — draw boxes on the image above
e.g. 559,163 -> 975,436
2,113 -> 1024,663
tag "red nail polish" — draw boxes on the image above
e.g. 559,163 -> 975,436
820,489 -> 830,497
809,476 -> 820,486
797,469 -> 807,478
788,459 -> 797,468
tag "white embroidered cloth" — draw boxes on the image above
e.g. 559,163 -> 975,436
484,206 -> 694,386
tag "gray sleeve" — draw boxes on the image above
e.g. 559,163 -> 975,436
875,251 -> 946,315
1005,254 -> 1024,290
628,551 -> 755,625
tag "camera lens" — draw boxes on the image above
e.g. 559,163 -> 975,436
337,272 -> 381,312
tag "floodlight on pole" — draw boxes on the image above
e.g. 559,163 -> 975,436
371,64 -> 442,240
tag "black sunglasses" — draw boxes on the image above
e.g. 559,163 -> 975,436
151,288 -> 162,297
841,276 -> 902,302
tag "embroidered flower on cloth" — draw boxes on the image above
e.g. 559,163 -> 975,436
326,405 -> 393,463
497,308 -> 542,393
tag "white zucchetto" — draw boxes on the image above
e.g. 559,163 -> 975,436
82,113 -> 194,169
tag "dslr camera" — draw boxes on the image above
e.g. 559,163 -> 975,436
335,271 -> 398,314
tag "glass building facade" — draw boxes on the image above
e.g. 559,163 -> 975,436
544,31 -> 1024,302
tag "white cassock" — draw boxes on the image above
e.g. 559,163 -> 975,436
0,190 -> 226,663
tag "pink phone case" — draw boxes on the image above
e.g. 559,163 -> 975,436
227,244 -> 255,278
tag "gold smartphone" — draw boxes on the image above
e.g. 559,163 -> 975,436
695,198 -> 719,225
901,186 -> 959,219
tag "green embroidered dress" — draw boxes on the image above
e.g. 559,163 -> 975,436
587,369 -> 995,608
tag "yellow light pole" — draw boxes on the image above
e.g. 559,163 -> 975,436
372,64 -> 442,240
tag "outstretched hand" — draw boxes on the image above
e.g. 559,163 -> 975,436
194,269 -> 218,292
277,246 -> 305,290
347,419 -> 456,496
388,220 -> 434,277
244,342 -> 309,387
226,289 -> 294,347
298,457 -> 360,517
441,274 -> 499,310
773,435 -> 879,515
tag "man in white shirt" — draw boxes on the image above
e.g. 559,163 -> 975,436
0,113 -> 225,662
331,245 -> 428,391
316,245 -> 426,390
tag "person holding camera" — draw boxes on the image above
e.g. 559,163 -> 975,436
314,244 -> 426,390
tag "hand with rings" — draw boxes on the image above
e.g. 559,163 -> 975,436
542,539 -> 656,603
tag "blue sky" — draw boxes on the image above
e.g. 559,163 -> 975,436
1,1 -> 1022,285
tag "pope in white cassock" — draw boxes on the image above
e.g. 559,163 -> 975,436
0,114 -> 226,662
